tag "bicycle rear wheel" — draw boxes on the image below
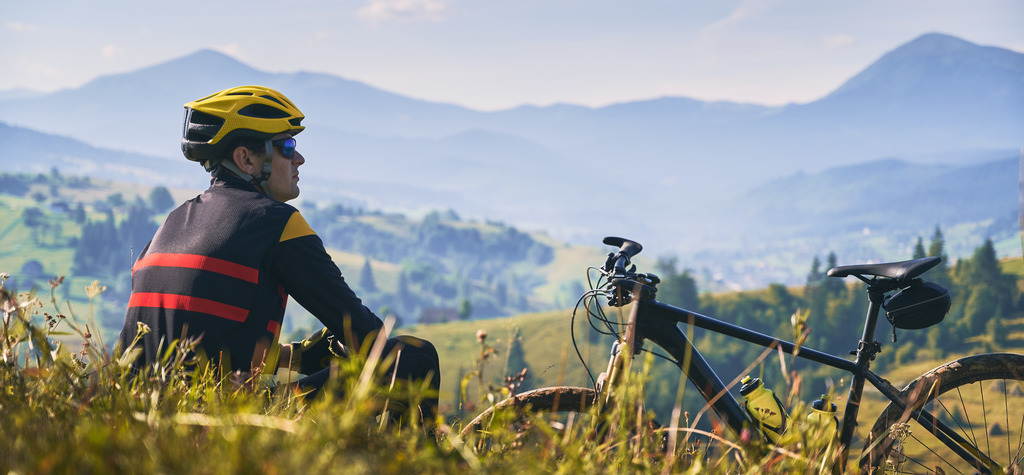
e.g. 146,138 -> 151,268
861,352 -> 1024,474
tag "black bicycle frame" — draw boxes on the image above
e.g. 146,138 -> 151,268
631,297 -> 997,472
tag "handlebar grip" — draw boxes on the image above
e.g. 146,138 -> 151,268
602,237 -> 643,273
602,236 -> 643,259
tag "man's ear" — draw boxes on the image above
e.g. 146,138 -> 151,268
231,146 -> 261,176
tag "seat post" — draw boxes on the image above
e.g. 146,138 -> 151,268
854,287 -> 887,367
837,287 -> 887,466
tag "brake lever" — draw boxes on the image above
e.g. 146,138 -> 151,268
606,273 -> 659,306
603,252 -> 617,273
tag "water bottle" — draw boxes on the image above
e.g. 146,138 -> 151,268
806,394 -> 839,437
807,394 -> 841,472
740,375 -> 788,443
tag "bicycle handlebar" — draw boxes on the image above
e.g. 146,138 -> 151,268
602,236 -> 643,273
601,237 -> 661,306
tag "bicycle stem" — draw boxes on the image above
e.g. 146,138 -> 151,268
598,282 -> 644,405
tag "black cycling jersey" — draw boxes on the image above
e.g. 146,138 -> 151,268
117,170 -> 383,373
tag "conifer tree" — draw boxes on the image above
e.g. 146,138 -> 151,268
824,252 -> 846,297
806,255 -> 823,286
927,226 -> 953,290
804,255 -> 828,343
504,326 -> 531,389
359,257 -> 378,293
396,271 -> 412,312
912,237 -> 926,259
457,299 -> 472,320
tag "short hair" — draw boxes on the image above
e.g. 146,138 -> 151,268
228,138 -> 267,160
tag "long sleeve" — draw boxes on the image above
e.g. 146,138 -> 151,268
273,211 -> 383,347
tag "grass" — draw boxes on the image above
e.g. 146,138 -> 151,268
0,274 -> 872,474
5,269 -> 1023,473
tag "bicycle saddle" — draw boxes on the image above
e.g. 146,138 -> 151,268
826,256 -> 941,285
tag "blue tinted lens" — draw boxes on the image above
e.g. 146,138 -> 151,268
272,138 -> 296,158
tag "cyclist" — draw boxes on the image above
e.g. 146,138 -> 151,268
117,85 -> 440,422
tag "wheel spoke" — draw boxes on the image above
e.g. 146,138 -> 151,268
938,390 -> 975,448
905,431 -> 966,475
981,381 -> 991,459
1005,379 -> 1011,469
1015,402 -> 1024,472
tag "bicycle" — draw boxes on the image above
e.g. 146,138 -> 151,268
460,237 -> 1024,473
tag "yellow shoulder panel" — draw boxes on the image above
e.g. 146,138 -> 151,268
280,211 -> 317,242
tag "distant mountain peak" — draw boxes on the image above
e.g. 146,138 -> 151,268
898,32 -> 976,53
824,32 -> 1024,100
901,31 -> 970,47
158,49 -> 253,72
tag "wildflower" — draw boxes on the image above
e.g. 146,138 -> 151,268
85,280 -> 107,299
740,427 -> 753,444
476,329 -> 487,343
18,296 -> 39,311
0,272 -> 9,281
136,321 -> 151,337
49,276 -> 65,289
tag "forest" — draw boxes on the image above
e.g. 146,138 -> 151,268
0,170 -> 556,338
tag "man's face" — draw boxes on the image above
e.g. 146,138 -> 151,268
265,133 -> 303,202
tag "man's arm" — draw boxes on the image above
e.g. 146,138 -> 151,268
273,211 -> 384,350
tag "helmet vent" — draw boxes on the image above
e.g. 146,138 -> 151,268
184,110 -> 225,142
289,117 -> 303,127
260,95 -> 288,107
188,109 -> 225,126
238,103 -> 290,119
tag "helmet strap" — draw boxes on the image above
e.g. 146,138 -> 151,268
218,141 -> 277,199
256,140 -> 275,198
220,159 -> 274,199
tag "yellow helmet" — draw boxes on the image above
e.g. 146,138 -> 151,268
181,85 -> 305,170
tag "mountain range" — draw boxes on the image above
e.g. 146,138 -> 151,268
1,32 -> 1022,286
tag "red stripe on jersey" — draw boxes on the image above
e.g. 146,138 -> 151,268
267,320 -> 281,337
129,292 -> 249,322
133,253 -> 259,284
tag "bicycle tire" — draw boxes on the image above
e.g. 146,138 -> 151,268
860,352 -> 1024,474
459,386 -> 598,439
459,385 -> 669,458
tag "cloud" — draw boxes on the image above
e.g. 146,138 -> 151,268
822,34 -> 856,49
703,0 -> 777,34
5,21 -> 39,32
101,45 -> 117,59
357,0 -> 449,24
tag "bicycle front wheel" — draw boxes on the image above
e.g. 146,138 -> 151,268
459,386 -> 597,437
861,352 -> 1024,474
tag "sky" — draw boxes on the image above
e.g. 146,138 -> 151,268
2,0 -> 1023,111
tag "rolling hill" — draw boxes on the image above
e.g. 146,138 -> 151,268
1,32 -> 1021,287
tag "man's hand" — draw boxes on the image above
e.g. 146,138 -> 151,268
279,344 -> 292,368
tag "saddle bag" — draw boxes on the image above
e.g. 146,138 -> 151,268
883,281 -> 951,330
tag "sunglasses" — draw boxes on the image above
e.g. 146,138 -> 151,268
269,138 -> 297,159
